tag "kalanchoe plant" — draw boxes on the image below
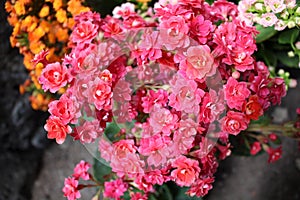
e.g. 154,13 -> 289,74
32,0 -> 298,199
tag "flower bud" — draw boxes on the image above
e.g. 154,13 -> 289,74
280,10 -> 289,20
295,41 -> 300,49
296,7 -> 300,15
287,20 -> 296,28
288,51 -> 295,57
255,3 -> 263,11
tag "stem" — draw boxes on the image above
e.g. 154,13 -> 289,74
246,123 -> 300,140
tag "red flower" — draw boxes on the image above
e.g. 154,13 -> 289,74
267,146 -> 282,163
44,116 -> 72,144
221,111 -> 249,135
243,95 -> 263,120
250,141 -> 261,155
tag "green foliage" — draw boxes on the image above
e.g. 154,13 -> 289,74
278,29 -> 300,45
104,121 -> 121,142
255,25 -> 278,43
93,152 -> 112,183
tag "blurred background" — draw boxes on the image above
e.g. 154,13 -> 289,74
0,0 -> 300,199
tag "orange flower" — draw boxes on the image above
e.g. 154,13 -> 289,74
14,1 -> 26,15
29,41 -> 46,54
24,53 -> 34,70
39,5 -> 50,18
67,18 -> 75,29
53,0 -> 63,11
39,20 -> 51,33
56,9 -> 67,23
67,0 -> 90,16
5,1 -> 13,12
136,0 -> 151,3
28,26 -> 46,42
55,27 -> 69,42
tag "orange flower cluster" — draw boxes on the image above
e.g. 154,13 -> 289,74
5,0 -> 90,111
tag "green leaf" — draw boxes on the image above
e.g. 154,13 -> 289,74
175,187 -> 202,200
156,184 -> 173,200
278,28 -> 300,45
251,115 -> 271,126
93,153 -> 112,183
276,51 -> 299,68
104,122 -> 121,142
255,25 -> 277,43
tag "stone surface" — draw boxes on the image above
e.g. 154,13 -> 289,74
32,137 -> 94,200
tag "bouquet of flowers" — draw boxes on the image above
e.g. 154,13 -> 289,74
33,0 -> 298,199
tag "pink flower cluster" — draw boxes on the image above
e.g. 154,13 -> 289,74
62,161 -> 91,200
37,0 -> 287,199
238,0 -> 299,30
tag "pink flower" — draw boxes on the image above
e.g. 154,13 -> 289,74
98,138 -> 113,162
149,105 -> 179,135
104,179 -> 128,199
221,111 -> 249,135
32,49 -> 49,66
171,119 -> 198,156
265,0 -> 286,13
71,20 -> 98,44
113,102 -> 137,123
74,11 -> 101,24
211,0 -> 238,21
130,192 -> 148,200
144,169 -> 166,185
224,77 -> 250,111
250,141 -> 262,155
102,16 -> 124,39
113,79 -> 132,102
135,174 -> 154,192
138,30 -> 162,63
199,90 -> 225,124
86,77 -> 112,111
48,94 -> 81,125
259,13 -> 278,27
112,2 -> 135,18
142,89 -> 168,113
73,120 -> 103,144
62,177 -> 81,200
44,116 -> 72,144
268,77 -> 286,106
189,15 -> 214,44
111,153 -> 144,176
155,3 -> 193,21
171,156 -> 200,187
139,134 -> 171,167
186,177 -> 214,197
159,16 -> 190,50
179,45 -> 216,81
169,74 -> 205,114
73,160 -> 91,180
39,62 -> 71,93
267,146 -> 282,163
